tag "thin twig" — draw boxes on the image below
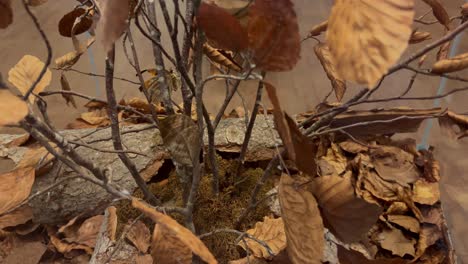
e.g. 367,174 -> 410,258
57,68 -> 140,84
105,45 -> 160,205
21,0 -> 52,101
403,66 -> 468,83
236,77 -> 265,177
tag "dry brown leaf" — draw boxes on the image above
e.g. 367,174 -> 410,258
5,134 -> 30,148
0,90 -> 28,126
386,202 -> 408,215
151,223 -> 192,264
0,167 -> 35,215
126,220 -> 150,254
60,73 -> 77,108
371,146 -> 420,186
412,180 -> 439,205
387,215 -> 420,233
8,55 -> 52,103
2,239 -> 47,264
16,146 -> 54,171
229,255 -> 268,264
50,234 -> 93,254
197,2 -> 248,52
374,228 -> 415,257
311,172 -> 382,243
421,0 -> 450,29
248,0 -> 300,71
320,143 -> 347,176
314,43 -> 346,101
140,155 -> 167,182
55,51 -> 81,69
0,0 -> 13,29
238,216 -> 286,259
159,114 -> 200,166
58,8 -> 93,37
95,0 -> 130,52
0,205 -> 33,230
431,52 -> 468,73
203,43 -> 242,72
132,198 -> 217,264
65,215 -> 104,248
326,0 -> 415,86
279,174 -> 324,264
416,224 -> 442,257
265,82 -> 317,176
337,245 -> 408,264
339,141 -> 368,154
358,166 -> 399,202
135,254 -> 153,264
80,109 -> 109,126
409,31 -> 432,44
308,20 -> 328,37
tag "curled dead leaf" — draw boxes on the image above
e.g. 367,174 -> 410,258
197,2 -> 248,52
314,43 -> 346,101
311,172 -> 382,243
126,220 -> 151,254
416,224 -> 442,257
8,55 -> 52,104
326,0 -> 415,86
203,43 -> 242,72
132,198 -> 217,264
58,8 -> 93,37
0,167 -> 35,215
0,90 -> 28,126
409,31 -> 431,44
248,0 -> 300,71
0,0 -> 13,29
308,20 -> 328,37
238,216 -> 286,259
371,146 -> 420,186
151,224 -> 192,264
421,0 -> 451,29
279,174 -> 324,264
431,52 -> 468,73
438,110 -> 468,140
60,73 -> 77,108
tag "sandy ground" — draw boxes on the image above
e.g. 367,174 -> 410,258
1,0 -> 468,261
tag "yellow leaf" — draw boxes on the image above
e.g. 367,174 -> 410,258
409,31 -> 432,44
8,55 -> 52,103
0,167 -> 35,215
308,20 -> 328,37
0,90 -> 28,126
326,0 -> 415,87
238,216 -> 286,259
132,198 -> 217,264
279,174 -> 324,264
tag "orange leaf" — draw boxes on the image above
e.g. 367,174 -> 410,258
248,0 -> 300,71
151,224 -> 192,264
132,198 -> 217,264
126,220 -> 151,254
197,2 -> 248,52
